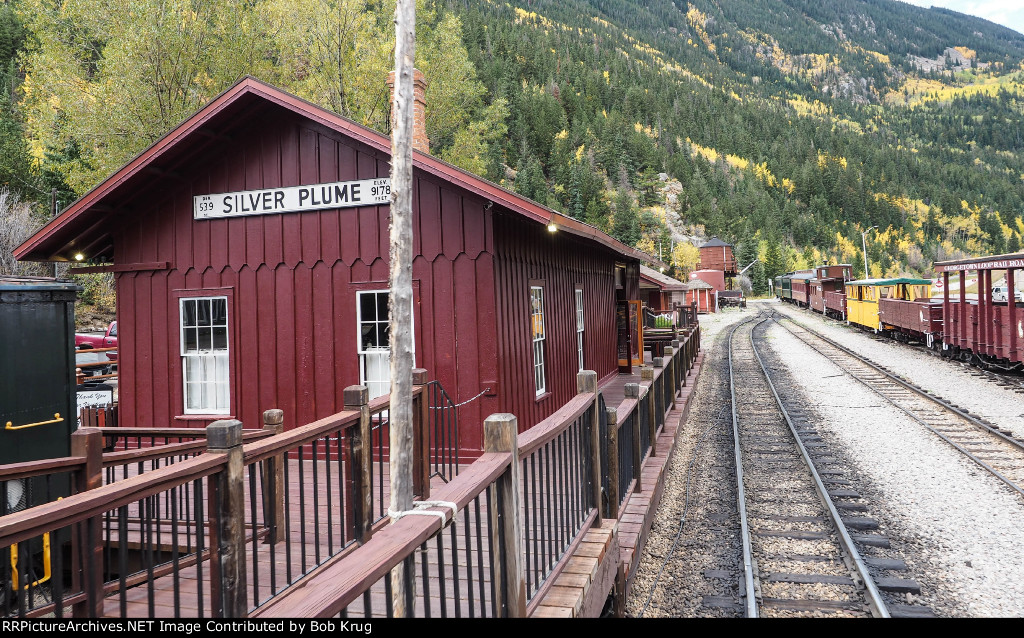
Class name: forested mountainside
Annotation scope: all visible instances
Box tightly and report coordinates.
[3,0,1024,294]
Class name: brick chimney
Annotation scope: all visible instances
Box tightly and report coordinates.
[387,69,429,154]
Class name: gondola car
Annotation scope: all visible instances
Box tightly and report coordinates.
[845,277,933,333]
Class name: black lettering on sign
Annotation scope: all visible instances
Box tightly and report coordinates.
[351,183,361,201]
[335,184,349,202]
[299,188,310,206]
[275,191,284,209]
[223,195,232,213]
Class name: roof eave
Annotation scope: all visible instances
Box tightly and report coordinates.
[18,76,655,266]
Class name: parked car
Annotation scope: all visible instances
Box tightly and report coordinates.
[991,286,1023,303]
[75,321,118,361]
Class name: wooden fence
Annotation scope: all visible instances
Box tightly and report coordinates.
[0,326,700,619]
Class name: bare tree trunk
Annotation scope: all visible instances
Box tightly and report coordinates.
[388,0,416,619]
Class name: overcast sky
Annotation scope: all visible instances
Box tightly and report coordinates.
[900,1,1024,36]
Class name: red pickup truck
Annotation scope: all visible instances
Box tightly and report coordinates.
[76,321,118,357]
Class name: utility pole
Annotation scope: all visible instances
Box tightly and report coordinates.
[388,0,415,617]
[49,188,57,278]
[861,226,877,279]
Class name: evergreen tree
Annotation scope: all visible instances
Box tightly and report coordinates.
[611,185,641,247]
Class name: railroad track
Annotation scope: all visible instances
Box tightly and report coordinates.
[771,311,1024,501]
[729,315,889,618]
[783,303,1024,394]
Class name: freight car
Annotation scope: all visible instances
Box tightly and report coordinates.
[783,251,1024,371]
[935,252,1023,370]
[790,271,814,308]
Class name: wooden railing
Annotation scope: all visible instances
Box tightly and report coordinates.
[255,324,701,619]
[0,372,438,618]
[0,324,701,619]
[75,346,118,385]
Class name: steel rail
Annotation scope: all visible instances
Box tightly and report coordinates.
[728,313,762,618]
[749,315,891,619]
[636,314,756,618]
[772,312,1024,500]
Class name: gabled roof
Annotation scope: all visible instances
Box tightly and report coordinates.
[639,265,687,291]
[684,278,714,290]
[700,236,732,248]
[17,76,657,266]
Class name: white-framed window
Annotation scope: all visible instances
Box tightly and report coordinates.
[180,296,230,414]
[531,286,546,396]
[357,289,416,401]
[575,288,585,371]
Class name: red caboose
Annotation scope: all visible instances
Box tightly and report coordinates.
[809,264,852,316]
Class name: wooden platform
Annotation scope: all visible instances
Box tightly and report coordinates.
[531,348,707,617]
[529,520,619,618]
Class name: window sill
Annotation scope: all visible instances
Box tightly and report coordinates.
[534,392,551,404]
[175,414,235,421]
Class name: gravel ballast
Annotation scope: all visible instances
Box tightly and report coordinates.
[625,302,1024,618]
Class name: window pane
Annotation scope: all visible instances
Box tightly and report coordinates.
[361,324,377,350]
[377,292,389,322]
[182,300,197,328]
[186,381,202,410]
[378,322,390,348]
[198,327,213,351]
[197,299,212,326]
[183,327,197,353]
[212,298,227,326]
[212,326,228,350]
[360,292,376,322]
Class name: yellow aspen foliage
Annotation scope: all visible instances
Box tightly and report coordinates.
[672,242,700,274]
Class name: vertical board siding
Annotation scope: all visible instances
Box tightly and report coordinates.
[491,212,622,433]
[110,113,501,455]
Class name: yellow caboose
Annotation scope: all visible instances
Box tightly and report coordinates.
[845,278,932,331]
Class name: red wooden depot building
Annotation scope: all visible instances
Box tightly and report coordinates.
[16,77,652,456]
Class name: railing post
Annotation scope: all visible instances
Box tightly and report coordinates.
[411,369,430,499]
[344,386,373,544]
[70,427,102,618]
[672,338,685,388]
[207,420,247,618]
[664,346,677,409]
[261,409,285,544]
[577,370,602,524]
[624,384,642,493]
[484,413,527,617]
[605,407,620,520]
[653,357,665,416]
[641,366,656,456]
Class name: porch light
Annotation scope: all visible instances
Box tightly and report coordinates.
[547,222,558,233]
[74,253,85,261]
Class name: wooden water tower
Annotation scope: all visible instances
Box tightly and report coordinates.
[697,237,736,276]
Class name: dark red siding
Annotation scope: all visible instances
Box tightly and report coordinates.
[113,111,501,453]
[491,213,624,432]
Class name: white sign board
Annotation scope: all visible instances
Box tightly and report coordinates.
[194,178,392,219]
[76,389,113,428]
